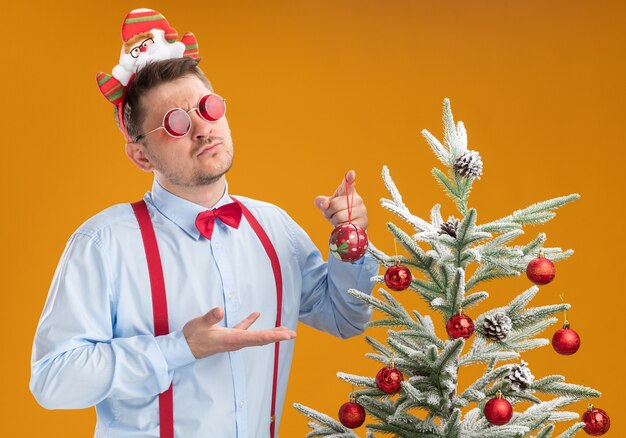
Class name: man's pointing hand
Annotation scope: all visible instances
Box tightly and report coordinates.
[314,170,368,230]
[183,307,296,359]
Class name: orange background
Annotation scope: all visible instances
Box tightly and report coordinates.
[2,1,624,436]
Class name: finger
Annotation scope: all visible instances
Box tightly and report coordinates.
[314,195,331,212]
[324,194,364,218]
[332,170,356,198]
[328,206,368,229]
[246,328,297,346]
[201,307,225,327]
[233,312,261,330]
[225,328,297,350]
[328,210,351,226]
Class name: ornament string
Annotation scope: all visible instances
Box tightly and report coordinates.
[344,176,355,224]
[560,294,568,325]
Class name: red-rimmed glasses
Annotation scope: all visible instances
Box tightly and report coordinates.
[133,93,226,142]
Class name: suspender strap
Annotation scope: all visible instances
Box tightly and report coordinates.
[231,197,283,438]
[131,201,174,438]
[132,198,284,438]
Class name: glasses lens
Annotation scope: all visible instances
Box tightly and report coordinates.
[163,109,191,137]
[198,94,226,121]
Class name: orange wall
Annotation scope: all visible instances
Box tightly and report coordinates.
[3,1,623,435]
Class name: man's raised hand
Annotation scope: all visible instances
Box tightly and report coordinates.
[314,170,368,230]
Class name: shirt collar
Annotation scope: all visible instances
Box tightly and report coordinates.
[146,179,232,240]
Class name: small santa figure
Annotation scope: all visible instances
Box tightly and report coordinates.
[97,8,199,104]
[112,9,187,86]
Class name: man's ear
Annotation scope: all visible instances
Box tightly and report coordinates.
[125,141,153,172]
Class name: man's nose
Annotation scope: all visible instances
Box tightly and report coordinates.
[191,110,214,140]
[140,46,147,52]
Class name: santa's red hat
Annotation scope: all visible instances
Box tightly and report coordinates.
[121,8,178,43]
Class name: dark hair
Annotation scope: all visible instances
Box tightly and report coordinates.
[114,57,213,141]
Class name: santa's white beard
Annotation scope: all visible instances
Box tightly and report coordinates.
[131,42,183,71]
[112,29,186,84]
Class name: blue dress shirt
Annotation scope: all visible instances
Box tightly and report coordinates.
[30,180,378,437]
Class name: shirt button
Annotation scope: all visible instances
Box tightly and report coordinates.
[238,400,245,408]
[214,242,221,249]
[227,293,233,300]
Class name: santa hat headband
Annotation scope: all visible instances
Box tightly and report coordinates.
[96,8,200,141]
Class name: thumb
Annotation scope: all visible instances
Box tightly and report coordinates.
[314,195,330,211]
[202,307,225,326]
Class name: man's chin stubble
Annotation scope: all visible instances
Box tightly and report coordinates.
[190,156,234,187]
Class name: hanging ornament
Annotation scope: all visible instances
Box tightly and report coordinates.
[446,309,475,340]
[329,223,368,262]
[384,264,413,291]
[483,312,513,341]
[526,250,556,285]
[329,177,368,262]
[483,391,513,425]
[582,404,610,436]
[552,303,580,355]
[338,397,366,429]
[375,361,404,394]
[552,322,580,355]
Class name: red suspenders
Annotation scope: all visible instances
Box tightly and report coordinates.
[131,201,174,437]
[131,197,283,438]
[235,198,283,438]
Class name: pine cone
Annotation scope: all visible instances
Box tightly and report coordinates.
[505,360,535,392]
[438,217,460,238]
[482,312,512,341]
[454,150,483,179]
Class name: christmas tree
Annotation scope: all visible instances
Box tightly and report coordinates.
[294,99,609,437]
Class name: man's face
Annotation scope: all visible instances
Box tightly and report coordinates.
[136,74,234,189]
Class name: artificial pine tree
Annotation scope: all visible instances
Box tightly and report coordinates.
[294,99,606,437]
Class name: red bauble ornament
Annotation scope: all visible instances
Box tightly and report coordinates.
[526,252,556,285]
[375,365,404,394]
[329,223,368,262]
[446,311,475,339]
[552,322,580,355]
[338,401,366,429]
[582,405,610,436]
[384,264,413,291]
[484,394,513,425]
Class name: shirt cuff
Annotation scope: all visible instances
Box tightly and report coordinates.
[155,330,196,372]
[328,251,379,298]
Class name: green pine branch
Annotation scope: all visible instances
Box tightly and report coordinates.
[478,195,580,231]
[532,376,601,399]
[293,403,357,437]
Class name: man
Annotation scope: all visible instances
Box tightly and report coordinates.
[30,9,377,438]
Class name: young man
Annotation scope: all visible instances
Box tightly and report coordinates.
[30,9,377,438]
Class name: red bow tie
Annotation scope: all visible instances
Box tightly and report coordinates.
[195,202,243,239]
